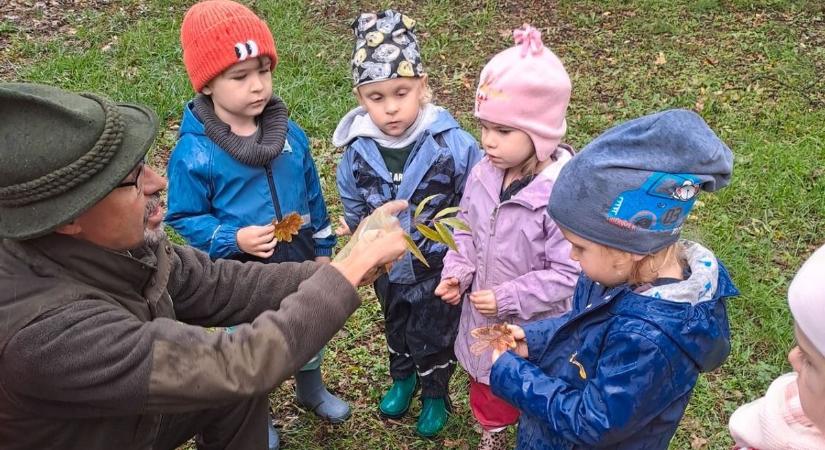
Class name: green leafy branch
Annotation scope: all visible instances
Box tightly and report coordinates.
[405,194,471,268]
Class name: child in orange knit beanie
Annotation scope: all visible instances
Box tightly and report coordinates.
[167,2,345,449]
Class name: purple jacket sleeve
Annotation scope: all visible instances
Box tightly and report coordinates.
[493,218,579,321]
[440,178,477,294]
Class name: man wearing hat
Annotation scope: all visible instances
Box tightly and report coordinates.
[0,83,407,450]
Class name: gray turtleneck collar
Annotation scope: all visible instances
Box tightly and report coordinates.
[193,94,289,166]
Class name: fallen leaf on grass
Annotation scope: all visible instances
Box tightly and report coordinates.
[654,51,667,65]
[690,434,708,449]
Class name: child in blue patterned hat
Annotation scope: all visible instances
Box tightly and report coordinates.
[488,109,740,449]
[333,9,481,437]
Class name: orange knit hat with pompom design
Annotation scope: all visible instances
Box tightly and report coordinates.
[180,0,278,92]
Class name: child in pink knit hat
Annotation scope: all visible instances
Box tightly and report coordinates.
[729,243,825,449]
[436,24,580,450]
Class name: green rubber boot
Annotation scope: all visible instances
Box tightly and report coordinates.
[379,374,418,418]
[416,396,451,438]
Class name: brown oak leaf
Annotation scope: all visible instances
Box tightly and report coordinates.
[469,323,516,356]
[272,213,303,243]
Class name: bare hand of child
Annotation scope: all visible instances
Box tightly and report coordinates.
[435,278,461,304]
[237,224,277,258]
[469,290,498,317]
[315,256,331,264]
[334,217,351,236]
[492,325,528,363]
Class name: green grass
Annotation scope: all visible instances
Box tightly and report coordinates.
[2,0,823,448]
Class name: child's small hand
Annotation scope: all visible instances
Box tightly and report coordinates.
[469,290,498,317]
[491,325,528,363]
[334,217,351,236]
[435,277,461,304]
[315,256,331,264]
[237,224,277,258]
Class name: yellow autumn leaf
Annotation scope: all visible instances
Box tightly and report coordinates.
[403,234,430,267]
[272,213,303,242]
[435,221,457,251]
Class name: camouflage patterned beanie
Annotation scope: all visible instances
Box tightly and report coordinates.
[350,9,424,87]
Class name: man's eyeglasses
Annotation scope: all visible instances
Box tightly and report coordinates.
[116,159,145,192]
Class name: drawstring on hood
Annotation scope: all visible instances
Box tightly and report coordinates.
[193,94,289,166]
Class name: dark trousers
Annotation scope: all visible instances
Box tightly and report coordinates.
[152,395,269,450]
[374,274,461,398]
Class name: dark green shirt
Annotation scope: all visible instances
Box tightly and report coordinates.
[377,143,414,185]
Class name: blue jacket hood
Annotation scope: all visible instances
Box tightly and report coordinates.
[180,102,205,137]
[610,241,738,372]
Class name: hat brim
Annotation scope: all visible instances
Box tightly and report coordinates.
[0,102,159,240]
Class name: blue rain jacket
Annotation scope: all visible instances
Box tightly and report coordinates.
[336,108,481,284]
[165,102,335,261]
[490,242,738,449]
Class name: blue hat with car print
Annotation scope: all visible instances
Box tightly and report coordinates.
[547,109,733,254]
[350,9,424,87]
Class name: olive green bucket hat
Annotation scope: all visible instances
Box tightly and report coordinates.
[0,83,159,239]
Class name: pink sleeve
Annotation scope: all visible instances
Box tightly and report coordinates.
[493,218,579,321]
[441,189,477,294]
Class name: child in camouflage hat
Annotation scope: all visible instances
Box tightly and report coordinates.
[332,9,482,438]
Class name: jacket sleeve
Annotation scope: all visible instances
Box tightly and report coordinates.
[336,148,369,232]
[0,247,360,416]
[490,330,681,446]
[440,174,477,294]
[294,125,335,257]
[492,218,579,321]
[165,136,241,259]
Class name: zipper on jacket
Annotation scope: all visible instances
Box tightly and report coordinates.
[264,165,283,221]
[480,205,501,288]
[489,205,500,237]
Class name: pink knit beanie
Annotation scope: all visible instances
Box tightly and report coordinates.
[789,244,825,355]
[474,25,571,161]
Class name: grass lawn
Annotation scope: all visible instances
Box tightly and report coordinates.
[2,0,823,448]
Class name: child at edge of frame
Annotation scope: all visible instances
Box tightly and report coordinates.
[729,244,825,450]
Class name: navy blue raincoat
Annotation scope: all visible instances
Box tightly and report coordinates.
[490,243,738,449]
[336,108,481,283]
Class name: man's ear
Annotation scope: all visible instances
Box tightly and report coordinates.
[54,221,82,236]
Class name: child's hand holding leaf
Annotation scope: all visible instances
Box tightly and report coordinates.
[469,289,498,317]
[491,324,528,363]
[237,224,277,258]
[435,277,461,304]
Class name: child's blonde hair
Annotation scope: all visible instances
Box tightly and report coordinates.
[603,242,686,286]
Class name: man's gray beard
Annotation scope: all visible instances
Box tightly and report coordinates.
[141,193,167,248]
[143,226,167,248]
